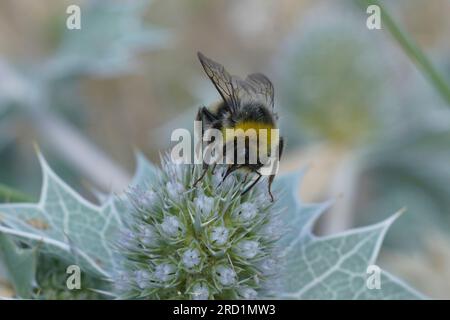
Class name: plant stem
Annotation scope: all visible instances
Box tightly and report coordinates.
[356,0,450,105]
[0,184,33,203]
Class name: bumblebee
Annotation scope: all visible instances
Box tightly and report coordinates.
[195,52,284,201]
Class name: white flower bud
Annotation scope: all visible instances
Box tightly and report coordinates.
[140,190,157,208]
[260,258,277,275]
[161,215,183,237]
[210,226,229,245]
[139,225,158,246]
[182,249,201,268]
[213,167,236,189]
[135,270,151,289]
[194,193,215,217]
[216,265,236,286]
[166,181,184,200]
[154,263,176,282]
[191,283,209,300]
[237,202,258,221]
[236,240,259,259]
[238,287,257,299]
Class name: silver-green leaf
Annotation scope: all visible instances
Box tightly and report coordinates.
[0,154,122,277]
[274,172,425,299]
[0,233,37,298]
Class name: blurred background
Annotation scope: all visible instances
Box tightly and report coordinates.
[1,0,450,298]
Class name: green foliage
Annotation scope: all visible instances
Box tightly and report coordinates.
[277,4,386,146]
[277,1,450,260]
[46,0,170,79]
[0,154,121,277]
[356,127,450,250]
[0,153,423,299]
[34,256,106,300]
[0,234,37,298]
[274,172,423,299]
[355,0,450,105]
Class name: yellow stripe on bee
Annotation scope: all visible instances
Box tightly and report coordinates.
[222,121,275,149]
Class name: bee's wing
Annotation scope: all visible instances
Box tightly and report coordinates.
[198,52,275,112]
[244,73,274,110]
[197,52,241,114]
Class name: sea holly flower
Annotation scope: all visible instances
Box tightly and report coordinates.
[0,154,422,299]
[114,155,281,299]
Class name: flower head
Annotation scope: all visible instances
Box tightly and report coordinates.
[114,155,282,299]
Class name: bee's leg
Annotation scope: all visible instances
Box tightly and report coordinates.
[211,163,217,175]
[193,165,208,187]
[194,109,204,175]
[195,106,218,171]
[219,165,235,185]
[242,172,262,196]
[267,174,275,202]
[266,137,284,202]
[218,165,238,187]
[278,136,284,159]
[195,137,220,187]
[243,173,249,184]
